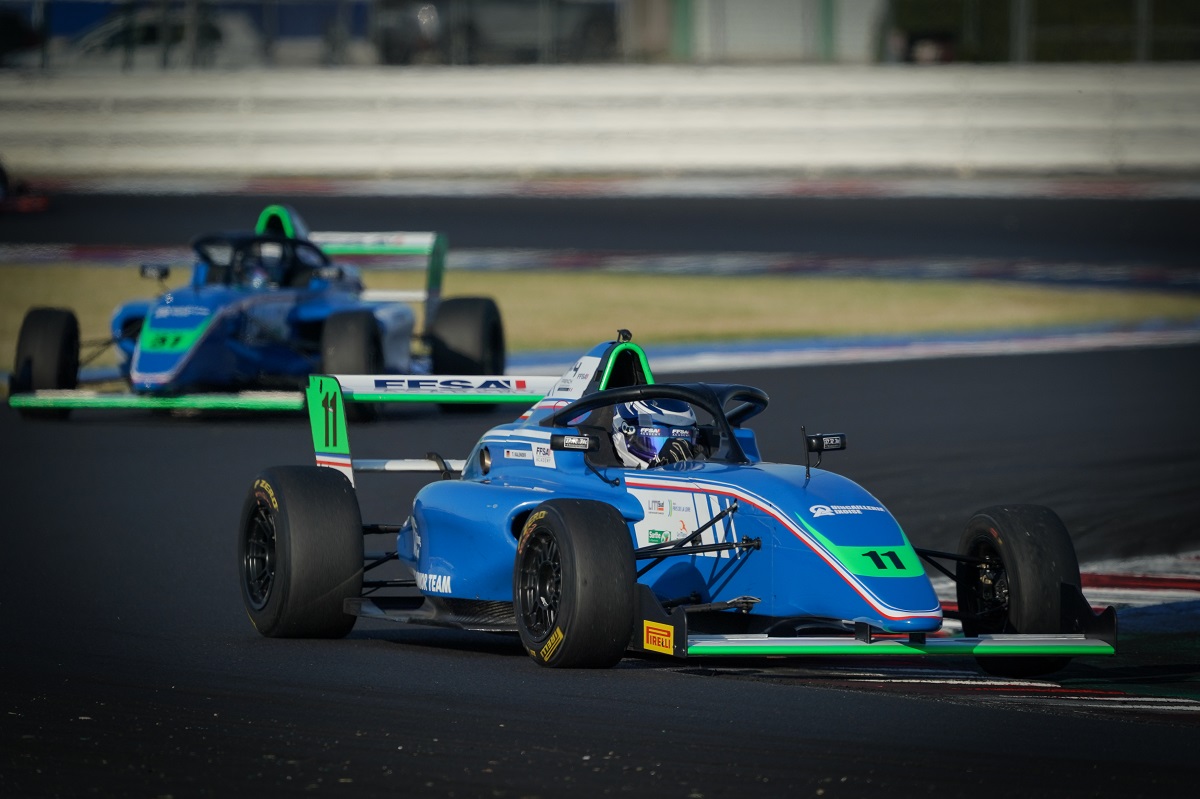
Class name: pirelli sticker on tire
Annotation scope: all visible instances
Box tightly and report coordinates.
[643,620,674,655]
[538,626,564,662]
[518,510,548,552]
[254,478,278,511]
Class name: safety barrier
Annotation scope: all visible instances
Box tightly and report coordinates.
[2,64,1198,178]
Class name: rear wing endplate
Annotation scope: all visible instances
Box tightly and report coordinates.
[306,373,557,486]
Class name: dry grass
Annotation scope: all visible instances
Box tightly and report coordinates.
[4,264,1200,372]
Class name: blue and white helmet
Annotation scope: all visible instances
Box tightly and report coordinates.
[612,399,698,469]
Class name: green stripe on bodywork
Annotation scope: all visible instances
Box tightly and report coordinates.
[8,393,303,411]
[342,392,541,404]
[794,514,922,577]
[307,375,350,456]
[687,639,1116,658]
[138,316,214,354]
[255,204,297,238]
[598,342,655,390]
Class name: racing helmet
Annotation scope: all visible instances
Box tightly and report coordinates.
[611,399,698,469]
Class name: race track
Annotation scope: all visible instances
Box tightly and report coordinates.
[3,194,1199,797]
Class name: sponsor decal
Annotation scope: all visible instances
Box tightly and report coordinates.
[561,435,591,450]
[647,529,671,545]
[647,499,666,514]
[153,304,209,319]
[670,501,693,515]
[253,478,278,511]
[504,448,533,461]
[539,626,564,661]
[533,443,556,468]
[670,429,693,438]
[416,571,452,594]
[550,356,600,399]
[638,426,666,437]
[810,504,886,518]
[643,621,674,655]
[373,378,531,392]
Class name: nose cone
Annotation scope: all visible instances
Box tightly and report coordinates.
[130,296,217,390]
[752,464,943,632]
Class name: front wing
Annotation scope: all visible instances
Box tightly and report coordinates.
[627,587,1117,661]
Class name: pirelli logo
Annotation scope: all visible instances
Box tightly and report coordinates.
[539,627,564,662]
[643,620,674,655]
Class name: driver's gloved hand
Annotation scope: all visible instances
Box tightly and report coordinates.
[650,438,696,467]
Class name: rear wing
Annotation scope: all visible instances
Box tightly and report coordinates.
[306,373,557,486]
[254,203,448,331]
[308,231,446,330]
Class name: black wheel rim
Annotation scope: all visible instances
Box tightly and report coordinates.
[963,538,1010,633]
[517,529,561,641]
[243,500,276,610]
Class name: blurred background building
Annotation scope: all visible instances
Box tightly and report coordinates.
[3,0,1200,70]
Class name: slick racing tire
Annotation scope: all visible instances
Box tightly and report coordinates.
[321,310,382,422]
[11,307,79,420]
[429,297,505,414]
[514,500,636,668]
[429,297,505,375]
[239,466,363,638]
[956,505,1082,678]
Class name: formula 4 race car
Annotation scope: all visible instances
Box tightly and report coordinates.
[8,205,503,417]
[238,331,1117,675]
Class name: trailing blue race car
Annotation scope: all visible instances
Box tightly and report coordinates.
[9,204,504,417]
[239,331,1117,676]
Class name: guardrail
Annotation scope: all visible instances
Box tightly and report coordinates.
[2,64,1199,178]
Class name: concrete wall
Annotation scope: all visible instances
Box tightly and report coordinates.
[2,63,1198,179]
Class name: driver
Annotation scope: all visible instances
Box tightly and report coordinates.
[241,256,271,289]
[611,399,702,469]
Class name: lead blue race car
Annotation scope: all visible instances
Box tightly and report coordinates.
[238,331,1117,676]
[8,204,504,417]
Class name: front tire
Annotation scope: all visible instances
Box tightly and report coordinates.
[956,504,1082,678]
[11,307,79,420]
[239,466,363,638]
[514,500,635,668]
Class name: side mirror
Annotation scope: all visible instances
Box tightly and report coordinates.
[805,433,846,453]
[550,433,599,452]
[140,263,170,281]
[802,429,845,478]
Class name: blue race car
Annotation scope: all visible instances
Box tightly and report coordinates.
[238,331,1117,676]
[9,204,503,416]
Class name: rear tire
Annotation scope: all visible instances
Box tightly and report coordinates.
[321,311,381,422]
[238,466,363,638]
[11,307,79,420]
[429,297,505,413]
[514,499,635,668]
[429,297,505,375]
[956,504,1081,678]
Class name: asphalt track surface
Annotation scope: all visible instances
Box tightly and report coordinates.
[3,195,1199,797]
[4,193,1199,269]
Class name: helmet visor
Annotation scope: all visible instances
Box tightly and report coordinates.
[626,425,697,463]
